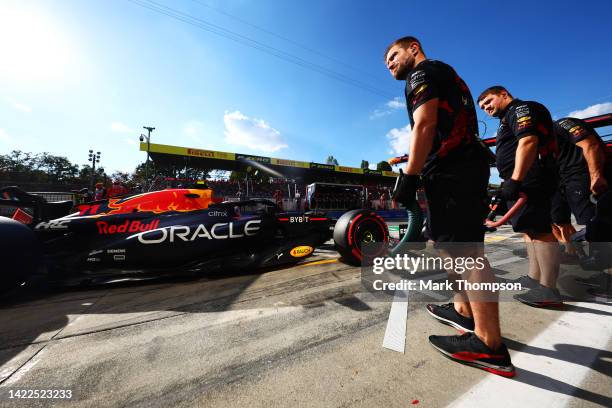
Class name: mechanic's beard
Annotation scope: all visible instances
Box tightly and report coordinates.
[394,65,410,80]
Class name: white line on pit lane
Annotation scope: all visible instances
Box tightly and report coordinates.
[382,290,409,353]
[382,256,525,353]
[0,347,48,387]
[448,301,612,408]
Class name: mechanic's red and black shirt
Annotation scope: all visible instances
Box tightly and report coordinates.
[554,117,606,182]
[495,99,558,189]
[404,59,486,176]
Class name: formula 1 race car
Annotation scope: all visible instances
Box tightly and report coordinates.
[0,186,334,292]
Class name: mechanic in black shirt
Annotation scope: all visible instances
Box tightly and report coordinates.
[555,117,612,292]
[477,86,562,307]
[551,117,609,253]
[385,36,514,377]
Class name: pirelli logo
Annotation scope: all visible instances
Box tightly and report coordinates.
[186,149,235,160]
[335,166,363,174]
[187,149,215,158]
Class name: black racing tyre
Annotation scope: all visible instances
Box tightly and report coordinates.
[333,210,389,265]
[0,217,41,293]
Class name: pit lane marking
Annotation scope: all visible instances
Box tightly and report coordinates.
[298,259,339,267]
[448,301,612,407]
[382,290,409,353]
[485,236,509,243]
[382,256,525,353]
[0,291,111,386]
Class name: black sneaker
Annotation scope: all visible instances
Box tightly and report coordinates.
[426,303,475,333]
[513,286,563,308]
[587,286,612,300]
[515,275,541,290]
[575,272,610,288]
[429,332,515,378]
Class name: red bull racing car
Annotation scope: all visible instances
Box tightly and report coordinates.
[0,186,335,292]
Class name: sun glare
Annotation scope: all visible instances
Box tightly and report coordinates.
[0,3,74,82]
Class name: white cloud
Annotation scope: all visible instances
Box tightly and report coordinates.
[10,100,31,112]
[110,122,134,134]
[386,97,405,109]
[223,111,288,152]
[124,138,137,147]
[183,120,204,142]
[0,128,13,143]
[368,163,377,170]
[386,124,411,155]
[369,109,393,120]
[370,96,405,120]
[568,102,612,119]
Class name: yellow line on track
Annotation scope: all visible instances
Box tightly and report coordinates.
[485,236,508,243]
[297,259,339,268]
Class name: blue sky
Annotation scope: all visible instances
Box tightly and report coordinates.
[1,0,611,181]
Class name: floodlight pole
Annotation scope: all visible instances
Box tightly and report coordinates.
[88,150,101,191]
[142,126,155,189]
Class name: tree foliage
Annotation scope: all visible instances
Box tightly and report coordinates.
[325,155,339,165]
[376,160,392,171]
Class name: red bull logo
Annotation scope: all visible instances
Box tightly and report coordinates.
[97,219,160,235]
[77,189,214,216]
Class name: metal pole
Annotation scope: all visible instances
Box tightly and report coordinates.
[143,126,155,190]
[88,150,100,191]
[91,153,96,191]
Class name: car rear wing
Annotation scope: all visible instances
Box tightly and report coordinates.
[0,186,74,225]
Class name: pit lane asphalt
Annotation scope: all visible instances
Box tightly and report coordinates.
[0,225,610,407]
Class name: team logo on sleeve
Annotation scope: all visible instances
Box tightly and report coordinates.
[517,116,532,130]
[414,84,428,95]
[409,70,426,89]
[515,104,531,117]
[569,125,587,138]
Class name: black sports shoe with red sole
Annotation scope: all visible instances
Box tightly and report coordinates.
[515,275,541,289]
[429,332,515,378]
[426,303,475,333]
[513,286,564,308]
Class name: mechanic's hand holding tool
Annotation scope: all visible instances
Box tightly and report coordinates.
[392,169,421,207]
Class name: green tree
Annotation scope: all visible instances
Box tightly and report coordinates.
[78,164,108,186]
[1,150,36,172]
[35,153,79,183]
[183,167,210,181]
[110,171,132,186]
[376,161,392,171]
[360,160,369,169]
[326,155,339,165]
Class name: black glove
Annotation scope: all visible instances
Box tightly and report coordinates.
[501,178,522,202]
[392,169,420,206]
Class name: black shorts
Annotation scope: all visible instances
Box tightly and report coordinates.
[423,168,489,243]
[551,175,595,225]
[507,188,553,234]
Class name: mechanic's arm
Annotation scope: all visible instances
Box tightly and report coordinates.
[406,98,438,175]
[511,135,538,181]
[576,135,608,194]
